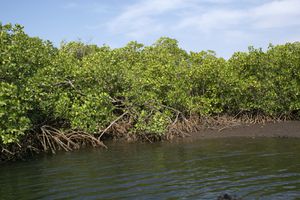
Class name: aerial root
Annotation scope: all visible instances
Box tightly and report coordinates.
[167,113,288,138]
[165,114,283,138]
[39,125,107,154]
[98,111,128,140]
[1,148,14,155]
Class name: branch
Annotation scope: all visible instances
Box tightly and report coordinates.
[98,111,128,140]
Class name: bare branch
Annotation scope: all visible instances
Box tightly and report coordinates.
[98,112,128,140]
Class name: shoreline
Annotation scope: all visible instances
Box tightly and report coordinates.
[179,121,300,142]
[1,120,299,163]
[2,24,300,163]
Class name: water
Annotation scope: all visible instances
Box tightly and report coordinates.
[0,138,300,200]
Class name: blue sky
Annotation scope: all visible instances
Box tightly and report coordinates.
[1,0,300,58]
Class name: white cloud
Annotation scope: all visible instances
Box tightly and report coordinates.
[101,0,300,57]
[252,0,300,28]
[177,9,246,32]
[179,0,300,31]
[107,0,189,38]
[107,0,300,38]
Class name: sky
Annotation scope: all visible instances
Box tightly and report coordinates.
[1,0,300,58]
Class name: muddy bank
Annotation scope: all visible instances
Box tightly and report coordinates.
[181,121,300,141]
[1,120,299,162]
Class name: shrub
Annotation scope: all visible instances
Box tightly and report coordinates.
[1,22,300,146]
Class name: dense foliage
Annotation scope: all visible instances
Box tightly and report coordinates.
[1,23,300,145]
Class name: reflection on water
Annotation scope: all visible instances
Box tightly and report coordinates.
[0,138,300,199]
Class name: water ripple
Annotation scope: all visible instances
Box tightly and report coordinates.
[1,138,300,199]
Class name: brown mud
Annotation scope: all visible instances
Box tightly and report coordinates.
[181,121,300,142]
[1,120,299,162]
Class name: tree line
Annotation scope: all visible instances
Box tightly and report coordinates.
[1,23,299,147]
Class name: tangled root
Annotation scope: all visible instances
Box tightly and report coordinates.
[166,115,242,138]
[166,113,287,139]
[39,125,107,154]
[1,112,294,162]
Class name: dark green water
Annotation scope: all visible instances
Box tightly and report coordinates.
[0,138,300,200]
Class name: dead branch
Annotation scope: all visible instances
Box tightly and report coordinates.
[98,111,128,140]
